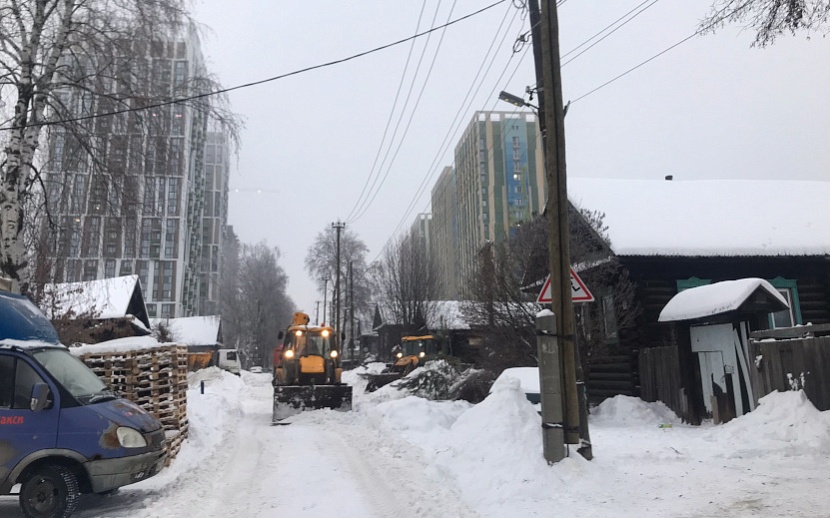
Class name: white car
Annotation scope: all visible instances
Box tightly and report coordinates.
[250,366,263,374]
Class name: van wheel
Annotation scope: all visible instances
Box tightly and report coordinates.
[19,465,80,518]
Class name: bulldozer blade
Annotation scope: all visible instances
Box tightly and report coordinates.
[364,372,404,393]
[273,385,353,422]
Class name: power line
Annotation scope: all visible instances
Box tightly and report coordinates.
[343,0,431,223]
[350,1,519,225]
[0,0,508,132]
[561,0,661,65]
[372,40,532,265]
[571,0,748,104]
[347,1,451,223]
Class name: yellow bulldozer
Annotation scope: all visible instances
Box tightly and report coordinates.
[365,334,440,392]
[272,312,352,422]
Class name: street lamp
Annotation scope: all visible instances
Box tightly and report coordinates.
[498,90,538,110]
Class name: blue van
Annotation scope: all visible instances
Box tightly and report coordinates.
[0,290,166,518]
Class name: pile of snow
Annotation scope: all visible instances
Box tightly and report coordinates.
[715,390,830,457]
[591,395,682,427]
[341,361,387,396]
[70,335,171,355]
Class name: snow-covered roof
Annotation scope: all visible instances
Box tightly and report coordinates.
[152,316,221,346]
[659,278,788,322]
[44,275,149,328]
[429,301,471,330]
[568,178,830,257]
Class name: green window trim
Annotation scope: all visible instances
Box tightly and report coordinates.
[676,277,711,292]
[767,277,802,326]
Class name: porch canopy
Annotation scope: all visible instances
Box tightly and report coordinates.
[659,278,789,323]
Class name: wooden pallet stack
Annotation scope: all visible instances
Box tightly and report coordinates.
[79,343,189,464]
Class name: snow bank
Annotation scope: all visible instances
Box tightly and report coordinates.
[714,390,830,457]
[341,361,387,396]
[427,378,579,510]
[591,395,682,427]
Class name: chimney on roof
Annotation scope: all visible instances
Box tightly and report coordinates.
[665,175,673,181]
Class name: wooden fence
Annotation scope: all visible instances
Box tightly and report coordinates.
[78,344,189,463]
[749,334,830,411]
[638,345,695,423]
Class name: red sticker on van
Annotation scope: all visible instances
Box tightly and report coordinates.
[0,416,24,425]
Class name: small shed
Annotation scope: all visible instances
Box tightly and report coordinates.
[656,278,788,423]
[43,275,151,343]
[152,315,222,370]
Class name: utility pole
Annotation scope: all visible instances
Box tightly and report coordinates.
[332,221,345,352]
[537,0,591,459]
[322,278,329,325]
[314,301,321,325]
[349,260,355,363]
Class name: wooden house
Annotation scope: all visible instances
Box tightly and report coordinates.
[567,178,830,421]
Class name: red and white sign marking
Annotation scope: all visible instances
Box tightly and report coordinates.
[537,269,594,304]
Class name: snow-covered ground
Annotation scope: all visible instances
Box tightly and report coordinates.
[3,365,829,517]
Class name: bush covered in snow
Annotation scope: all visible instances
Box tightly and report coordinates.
[394,360,495,403]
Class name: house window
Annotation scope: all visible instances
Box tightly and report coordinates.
[602,294,618,341]
[768,277,802,329]
[104,259,116,278]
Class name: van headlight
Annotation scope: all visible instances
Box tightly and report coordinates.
[117,427,147,448]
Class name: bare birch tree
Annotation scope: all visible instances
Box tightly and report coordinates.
[0,0,235,293]
[304,226,371,325]
[368,233,439,334]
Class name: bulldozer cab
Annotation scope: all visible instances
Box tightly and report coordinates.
[284,326,335,358]
[400,335,438,359]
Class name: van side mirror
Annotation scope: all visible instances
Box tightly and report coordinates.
[278,331,284,340]
[30,382,51,412]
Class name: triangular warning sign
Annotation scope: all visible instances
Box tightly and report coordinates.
[536,269,595,304]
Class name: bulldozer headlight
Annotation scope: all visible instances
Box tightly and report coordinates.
[396,352,403,359]
[284,349,295,359]
[419,352,426,358]
[329,350,338,358]
[322,329,330,337]
[295,330,303,337]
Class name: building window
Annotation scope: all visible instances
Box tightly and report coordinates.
[147,304,157,317]
[150,219,162,258]
[768,277,802,329]
[167,177,179,215]
[82,260,98,281]
[164,219,178,258]
[119,260,133,276]
[83,217,101,256]
[140,219,152,257]
[104,259,116,278]
[602,294,618,341]
[161,303,175,318]
[137,260,149,293]
[124,217,137,257]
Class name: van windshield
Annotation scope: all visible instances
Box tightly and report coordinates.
[32,348,110,403]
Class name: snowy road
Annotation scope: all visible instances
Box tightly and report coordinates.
[3,366,830,518]
[0,370,476,518]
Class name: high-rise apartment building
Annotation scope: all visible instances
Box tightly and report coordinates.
[42,28,225,318]
[430,166,460,300]
[430,111,545,298]
[199,131,231,315]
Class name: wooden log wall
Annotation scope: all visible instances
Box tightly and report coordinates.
[749,336,830,411]
[78,344,189,464]
[586,354,638,404]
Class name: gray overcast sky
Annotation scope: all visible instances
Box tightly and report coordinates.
[192,0,830,315]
